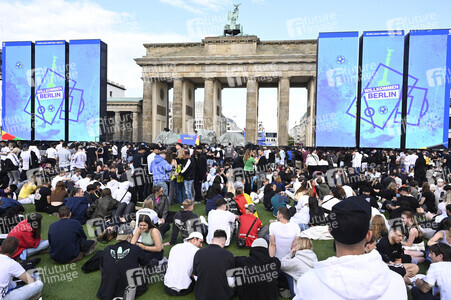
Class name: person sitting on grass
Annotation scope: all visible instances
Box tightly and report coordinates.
[234,238,281,300]
[164,231,203,296]
[206,198,238,247]
[0,236,43,300]
[97,225,149,300]
[7,213,49,260]
[280,237,318,298]
[376,226,419,279]
[131,214,164,261]
[48,206,97,264]
[46,181,68,214]
[412,243,451,300]
[294,198,407,300]
[401,211,425,264]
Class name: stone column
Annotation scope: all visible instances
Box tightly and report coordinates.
[245,78,259,144]
[182,80,195,133]
[151,81,169,140]
[172,78,183,133]
[132,112,139,142]
[203,78,214,131]
[277,77,290,146]
[306,77,316,147]
[142,79,153,143]
[114,111,121,141]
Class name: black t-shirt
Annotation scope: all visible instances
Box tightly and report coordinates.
[86,146,97,161]
[376,236,403,263]
[396,195,419,211]
[35,186,51,212]
[97,241,148,300]
[381,189,396,202]
[193,244,235,300]
[422,191,437,213]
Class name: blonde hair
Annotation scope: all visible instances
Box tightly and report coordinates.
[143,198,154,210]
[294,237,313,251]
[387,182,397,191]
[11,147,20,155]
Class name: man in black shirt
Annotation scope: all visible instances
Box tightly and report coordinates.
[97,225,149,300]
[86,143,98,172]
[48,206,96,264]
[389,186,423,219]
[193,230,235,300]
[194,146,207,202]
[34,181,51,212]
[376,226,419,279]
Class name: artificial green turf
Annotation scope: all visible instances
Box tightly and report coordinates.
[21,201,415,299]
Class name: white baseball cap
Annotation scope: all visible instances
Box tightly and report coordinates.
[184,231,204,242]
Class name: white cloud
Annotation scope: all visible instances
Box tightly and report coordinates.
[159,0,232,13]
[0,0,191,97]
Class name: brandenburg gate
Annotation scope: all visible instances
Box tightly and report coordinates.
[135,35,317,146]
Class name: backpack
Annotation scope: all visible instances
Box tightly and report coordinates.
[81,250,103,273]
[30,151,39,169]
[225,146,233,158]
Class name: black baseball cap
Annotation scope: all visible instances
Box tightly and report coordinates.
[329,197,371,245]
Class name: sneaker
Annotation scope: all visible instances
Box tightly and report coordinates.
[130,220,136,229]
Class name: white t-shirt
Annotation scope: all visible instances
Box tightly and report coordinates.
[342,185,354,198]
[0,254,26,298]
[269,221,301,259]
[424,261,451,299]
[164,242,199,292]
[73,151,87,169]
[207,209,236,246]
[46,148,57,159]
[20,150,31,171]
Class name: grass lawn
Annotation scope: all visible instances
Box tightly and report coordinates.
[21,201,420,299]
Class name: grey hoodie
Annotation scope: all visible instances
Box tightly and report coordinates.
[280,249,318,280]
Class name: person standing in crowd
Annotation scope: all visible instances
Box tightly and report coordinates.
[193,229,235,300]
[164,231,203,296]
[5,148,20,185]
[72,146,87,171]
[295,198,407,299]
[57,142,72,171]
[179,149,195,200]
[305,149,319,175]
[150,146,172,196]
[194,146,207,202]
[45,143,57,168]
[0,237,44,300]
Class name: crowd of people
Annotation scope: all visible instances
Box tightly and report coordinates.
[0,140,451,299]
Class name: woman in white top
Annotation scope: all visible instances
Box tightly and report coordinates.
[436,192,451,223]
[6,148,21,185]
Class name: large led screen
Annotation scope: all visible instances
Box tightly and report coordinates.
[403,30,451,148]
[316,32,359,147]
[351,31,405,148]
[2,41,33,140]
[68,40,107,141]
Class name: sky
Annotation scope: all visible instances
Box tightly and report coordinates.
[1,0,450,131]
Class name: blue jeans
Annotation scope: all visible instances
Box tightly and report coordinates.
[184,180,194,200]
[5,280,43,300]
[280,272,295,298]
[298,223,309,231]
[20,240,50,260]
[176,182,185,204]
[154,181,168,196]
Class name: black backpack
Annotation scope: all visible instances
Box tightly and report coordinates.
[81,250,104,273]
[30,151,39,169]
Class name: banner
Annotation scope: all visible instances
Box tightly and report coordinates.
[316,32,359,147]
[2,42,33,140]
[403,30,451,148]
